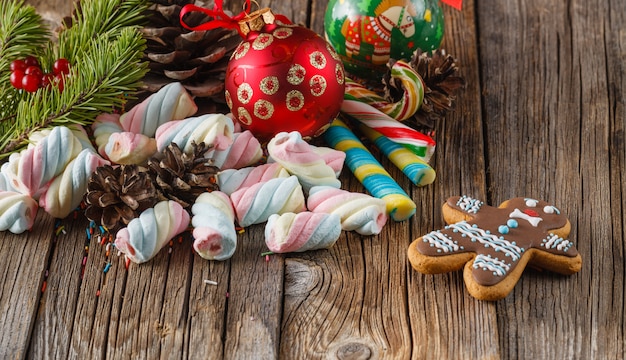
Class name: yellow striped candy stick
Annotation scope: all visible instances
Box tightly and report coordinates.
[324,119,416,221]
[358,124,436,187]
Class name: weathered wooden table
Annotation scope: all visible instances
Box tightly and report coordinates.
[2,0,624,358]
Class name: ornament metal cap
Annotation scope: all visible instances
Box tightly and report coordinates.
[238,8,276,36]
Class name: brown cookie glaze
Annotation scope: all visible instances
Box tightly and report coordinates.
[408,196,582,300]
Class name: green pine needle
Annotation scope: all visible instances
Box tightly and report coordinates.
[53,0,148,62]
[0,1,49,123]
[0,0,150,159]
[1,28,148,158]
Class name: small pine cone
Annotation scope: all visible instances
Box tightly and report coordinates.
[384,49,465,130]
[84,164,158,231]
[148,141,220,209]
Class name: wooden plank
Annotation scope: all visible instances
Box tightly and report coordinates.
[185,254,230,359]
[28,214,89,359]
[68,227,128,359]
[405,1,501,358]
[0,212,55,360]
[223,225,284,359]
[103,241,190,359]
[477,0,625,358]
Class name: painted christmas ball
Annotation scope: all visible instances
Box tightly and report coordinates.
[324,0,444,80]
[225,13,346,141]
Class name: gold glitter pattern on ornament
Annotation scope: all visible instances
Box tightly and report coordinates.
[260,76,280,95]
[237,83,253,104]
[237,107,252,125]
[286,90,305,111]
[273,27,293,39]
[310,51,327,69]
[253,33,273,51]
[287,64,306,85]
[335,64,345,85]
[225,90,233,109]
[310,75,327,97]
[327,43,341,61]
[233,42,250,60]
[254,100,274,120]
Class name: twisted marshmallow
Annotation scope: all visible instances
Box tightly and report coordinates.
[119,82,198,137]
[155,113,234,153]
[2,126,82,198]
[92,113,157,165]
[115,200,190,264]
[209,130,263,170]
[191,191,237,261]
[310,145,346,177]
[267,131,340,192]
[230,175,306,228]
[217,163,289,196]
[0,191,38,234]
[264,212,342,253]
[39,149,110,219]
[307,186,388,235]
[30,124,95,153]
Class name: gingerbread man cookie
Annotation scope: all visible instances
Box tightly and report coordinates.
[408,196,582,301]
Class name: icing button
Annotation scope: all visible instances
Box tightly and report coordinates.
[498,225,509,234]
[507,219,518,228]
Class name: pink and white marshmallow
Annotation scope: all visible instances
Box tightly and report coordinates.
[307,186,388,235]
[115,200,190,264]
[191,191,237,261]
[264,212,342,253]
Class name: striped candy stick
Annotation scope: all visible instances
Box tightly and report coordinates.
[324,118,416,221]
[340,99,436,161]
[344,60,424,121]
[358,124,436,187]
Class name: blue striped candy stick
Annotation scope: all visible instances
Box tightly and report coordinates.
[358,124,436,187]
[324,119,416,221]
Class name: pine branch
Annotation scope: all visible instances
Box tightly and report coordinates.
[0,1,49,123]
[0,28,148,158]
[53,0,149,62]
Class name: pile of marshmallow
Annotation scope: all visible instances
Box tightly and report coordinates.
[0,82,389,264]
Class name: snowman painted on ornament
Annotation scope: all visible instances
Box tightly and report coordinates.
[341,0,417,65]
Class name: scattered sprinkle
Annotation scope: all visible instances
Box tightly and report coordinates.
[41,281,47,293]
[103,262,112,274]
[203,279,218,286]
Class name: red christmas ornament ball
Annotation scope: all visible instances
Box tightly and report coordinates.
[225,18,346,141]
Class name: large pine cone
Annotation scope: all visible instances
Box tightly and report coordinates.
[140,0,241,113]
[148,141,220,209]
[85,164,158,231]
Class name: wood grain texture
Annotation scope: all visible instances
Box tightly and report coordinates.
[0,213,54,360]
[478,0,625,358]
[3,0,624,358]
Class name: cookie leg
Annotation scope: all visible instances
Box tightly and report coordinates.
[408,238,474,274]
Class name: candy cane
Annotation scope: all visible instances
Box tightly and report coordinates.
[344,60,424,121]
[340,99,435,161]
[358,124,436,187]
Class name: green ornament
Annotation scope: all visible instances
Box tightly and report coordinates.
[324,0,444,81]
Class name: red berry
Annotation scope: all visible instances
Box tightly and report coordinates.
[24,56,39,68]
[22,74,40,92]
[10,70,25,89]
[55,73,65,92]
[53,58,70,75]
[25,65,43,79]
[10,59,27,72]
[41,73,54,89]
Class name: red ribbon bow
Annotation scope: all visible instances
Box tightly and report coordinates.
[440,0,463,10]
[180,0,292,37]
